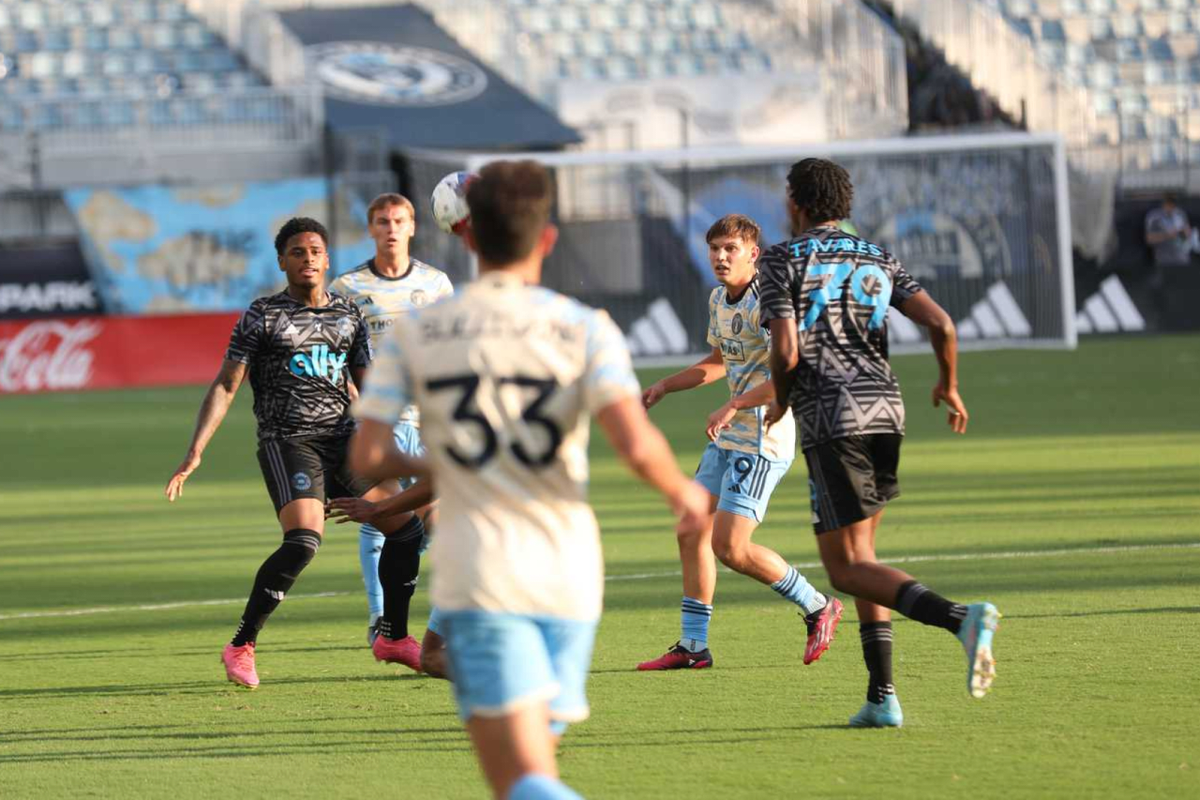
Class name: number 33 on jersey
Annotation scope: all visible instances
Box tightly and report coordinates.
[353,272,641,619]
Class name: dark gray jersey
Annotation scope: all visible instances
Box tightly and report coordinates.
[759,226,923,449]
[225,291,372,443]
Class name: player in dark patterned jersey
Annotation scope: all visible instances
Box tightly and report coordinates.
[165,217,425,689]
[760,158,1000,727]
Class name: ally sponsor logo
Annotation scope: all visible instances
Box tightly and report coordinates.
[289,344,348,384]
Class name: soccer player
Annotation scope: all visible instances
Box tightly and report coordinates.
[759,158,1000,727]
[350,160,710,800]
[327,192,453,675]
[637,213,842,671]
[165,217,424,689]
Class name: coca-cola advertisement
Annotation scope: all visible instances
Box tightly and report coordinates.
[0,313,239,395]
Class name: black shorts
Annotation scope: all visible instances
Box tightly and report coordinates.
[256,433,378,515]
[804,434,902,534]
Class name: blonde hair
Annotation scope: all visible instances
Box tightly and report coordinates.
[366,193,415,225]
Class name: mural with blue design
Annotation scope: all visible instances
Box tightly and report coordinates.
[65,180,376,314]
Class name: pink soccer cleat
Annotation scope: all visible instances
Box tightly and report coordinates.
[222,643,260,688]
[804,597,844,665]
[372,635,422,672]
[636,642,713,671]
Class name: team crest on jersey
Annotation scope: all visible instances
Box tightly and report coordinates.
[307,42,488,107]
[293,472,312,491]
[409,289,429,308]
[731,313,744,335]
[336,317,356,338]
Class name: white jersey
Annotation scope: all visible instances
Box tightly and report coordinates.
[706,278,796,462]
[330,257,453,425]
[355,272,641,621]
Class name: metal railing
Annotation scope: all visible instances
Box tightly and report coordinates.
[0,84,324,188]
[186,0,311,87]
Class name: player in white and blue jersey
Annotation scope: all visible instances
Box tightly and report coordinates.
[351,161,709,800]
[637,214,843,672]
[327,193,453,674]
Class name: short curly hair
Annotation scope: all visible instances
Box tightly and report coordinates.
[786,158,853,222]
[274,217,329,256]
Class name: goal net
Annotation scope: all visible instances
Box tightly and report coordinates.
[403,133,1076,364]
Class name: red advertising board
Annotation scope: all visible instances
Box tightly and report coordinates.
[0,313,240,395]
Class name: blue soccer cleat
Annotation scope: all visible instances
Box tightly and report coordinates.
[957,602,1000,698]
[849,694,903,728]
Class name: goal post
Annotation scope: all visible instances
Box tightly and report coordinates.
[404,132,1076,364]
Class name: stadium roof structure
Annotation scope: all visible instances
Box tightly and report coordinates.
[278,3,581,151]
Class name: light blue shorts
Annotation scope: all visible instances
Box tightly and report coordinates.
[440,611,598,734]
[694,442,793,523]
[393,421,424,492]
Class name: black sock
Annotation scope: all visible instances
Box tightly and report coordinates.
[231,528,321,647]
[377,516,424,641]
[895,580,968,634]
[860,622,895,704]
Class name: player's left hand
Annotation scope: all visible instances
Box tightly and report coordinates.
[705,403,737,442]
[763,399,788,430]
[327,497,378,525]
[932,383,969,434]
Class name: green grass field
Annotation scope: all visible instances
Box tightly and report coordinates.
[2,335,1198,798]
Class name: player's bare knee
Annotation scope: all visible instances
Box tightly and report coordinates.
[675,523,706,547]
[711,539,744,571]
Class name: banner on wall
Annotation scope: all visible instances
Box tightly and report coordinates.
[63,179,376,315]
[0,313,238,395]
[0,242,102,319]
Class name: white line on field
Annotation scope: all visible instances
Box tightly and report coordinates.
[2,541,1197,621]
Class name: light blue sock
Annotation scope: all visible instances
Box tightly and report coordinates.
[771,566,827,616]
[359,524,385,617]
[508,774,583,800]
[680,596,712,652]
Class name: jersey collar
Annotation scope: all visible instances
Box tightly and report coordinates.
[367,257,415,282]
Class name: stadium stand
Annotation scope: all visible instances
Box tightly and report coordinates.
[891,0,1200,190]
[253,0,910,144]
[0,0,323,190]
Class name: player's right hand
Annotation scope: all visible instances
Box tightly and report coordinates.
[671,480,711,534]
[642,381,668,409]
[932,383,969,434]
[165,452,201,502]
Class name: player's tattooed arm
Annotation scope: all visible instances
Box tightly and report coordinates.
[706,379,777,441]
[898,292,969,434]
[165,359,248,502]
[643,347,725,408]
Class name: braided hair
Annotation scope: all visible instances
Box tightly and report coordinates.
[786,158,853,222]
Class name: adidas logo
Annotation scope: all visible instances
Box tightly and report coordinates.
[956,282,1031,341]
[1075,276,1144,334]
[888,281,1030,345]
[625,298,690,358]
[283,323,299,336]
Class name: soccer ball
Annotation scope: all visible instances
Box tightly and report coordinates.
[430,171,477,235]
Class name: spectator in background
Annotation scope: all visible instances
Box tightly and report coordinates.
[1144,194,1192,289]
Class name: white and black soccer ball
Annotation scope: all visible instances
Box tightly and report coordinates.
[430,171,477,235]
